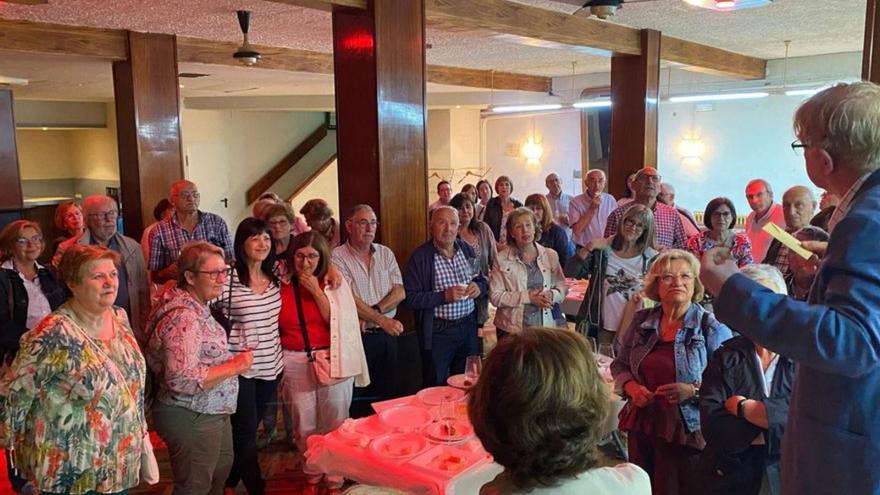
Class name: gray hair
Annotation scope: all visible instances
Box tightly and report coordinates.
[740,264,788,295]
[794,81,880,173]
[346,204,375,220]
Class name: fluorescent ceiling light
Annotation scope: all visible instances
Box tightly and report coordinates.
[785,88,821,97]
[572,99,612,109]
[491,104,563,113]
[668,92,769,103]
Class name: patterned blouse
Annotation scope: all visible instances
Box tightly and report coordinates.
[145,287,238,415]
[0,305,146,494]
[686,230,754,268]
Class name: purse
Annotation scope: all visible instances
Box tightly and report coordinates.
[291,278,345,387]
[209,267,234,336]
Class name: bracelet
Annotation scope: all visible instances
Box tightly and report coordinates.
[737,399,748,418]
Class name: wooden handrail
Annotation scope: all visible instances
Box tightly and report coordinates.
[245,123,328,204]
[287,153,338,204]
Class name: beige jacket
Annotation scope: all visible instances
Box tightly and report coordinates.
[326,277,371,387]
[489,243,567,335]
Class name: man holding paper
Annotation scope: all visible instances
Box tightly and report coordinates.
[762,185,817,280]
[700,82,880,495]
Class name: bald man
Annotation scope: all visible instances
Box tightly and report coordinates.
[763,185,818,279]
[53,195,149,341]
[658,182,701,238]
[568,169,617,248]
[744,179,787,262]
[148,180,233,283]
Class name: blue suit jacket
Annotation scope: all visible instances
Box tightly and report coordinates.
[715,168,880,495]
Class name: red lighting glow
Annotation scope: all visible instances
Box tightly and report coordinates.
[341,32,374,52]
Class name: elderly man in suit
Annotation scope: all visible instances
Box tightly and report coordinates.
[700,82,880,495]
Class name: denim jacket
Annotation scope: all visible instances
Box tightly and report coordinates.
[612,303,733,432]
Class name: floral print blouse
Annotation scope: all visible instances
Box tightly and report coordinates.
[145,287,238,415]
[0,305,146,495]
[686,230,754,268]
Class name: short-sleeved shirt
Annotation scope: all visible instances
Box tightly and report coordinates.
[332,242,402,320]
[605,201,688,249]
[569,192,618,247]
[744,203,786,263]
[148,211,233,271]
[603,252,648,333]
[546,192,573,239]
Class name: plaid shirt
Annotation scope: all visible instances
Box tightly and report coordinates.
[604,201,687,249]
[332,242,403,321]
[148,211,233,271]
[432,247,475,320]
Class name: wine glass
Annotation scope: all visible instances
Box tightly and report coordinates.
[586,336,599,354]
[239,322,258,352]
[464,355,482,384]
[466,257,482,281]
[598,343,616,359]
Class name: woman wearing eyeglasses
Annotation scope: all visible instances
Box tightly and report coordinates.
[0,220,68,495]
[277,231,368,489]
[146,242,254,495]
[611,249,732,495]
[685,197,753,268]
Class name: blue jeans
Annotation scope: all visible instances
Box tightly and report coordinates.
[422,312,478,387]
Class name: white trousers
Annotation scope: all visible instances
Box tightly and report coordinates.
[279,349,353,454]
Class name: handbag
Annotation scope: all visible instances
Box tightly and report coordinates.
[71,310,159,485]
[291,277,345,387]
[209,267,234,336]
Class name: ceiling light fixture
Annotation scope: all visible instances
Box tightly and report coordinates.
[668,92,769,103]
[233,10,262,66]
[572,99,612,109]
[715,0,736,8]
[785,88,822,97]
[491,104,563,114]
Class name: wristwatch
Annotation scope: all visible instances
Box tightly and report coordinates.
[371,304,382,314]
[737,399,748,418]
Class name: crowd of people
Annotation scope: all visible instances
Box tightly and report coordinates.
[0,81,877,495]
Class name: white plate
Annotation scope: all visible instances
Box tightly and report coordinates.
[407,444,485,477]
[424,419,474,443]
[370,432,428,460]
[416,386,465,406]
[378,404,433,431]
[446,374,477,389]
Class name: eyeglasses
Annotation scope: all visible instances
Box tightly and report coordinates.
[660,272,694,284]
[268,219,290,227]
[623,218,646,230]
[15,235,43,246]
[294,253,321,261]
[637,173,662,183]
[195,267,229,280]
[354,220,379,228]
[177,192,201,200]
[87,211,118,221]
[791,140,806,156]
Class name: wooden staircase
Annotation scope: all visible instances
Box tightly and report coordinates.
[245,123,331,205]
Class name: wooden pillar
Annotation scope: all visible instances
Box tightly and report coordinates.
[112,32,184,240]
[0,90,24,211]
[332,0,428,263]
[609,29,660,198]
[864,0,880,82]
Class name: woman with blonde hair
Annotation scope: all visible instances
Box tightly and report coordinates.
[612,249,732,495]
[525,193,570,267]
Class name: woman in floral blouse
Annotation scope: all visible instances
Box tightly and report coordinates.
[686,197,754,268]
[146,241,253,495]
[0,244,146,495]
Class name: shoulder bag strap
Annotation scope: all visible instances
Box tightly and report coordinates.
[291,277,314,361]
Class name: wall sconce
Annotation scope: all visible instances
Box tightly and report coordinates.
[677,136,706,162]
[522,139,543,162]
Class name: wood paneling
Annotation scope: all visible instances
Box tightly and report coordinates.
[427,65,549,92]
[113,32,184,240]
[608,29,660,199]
[177,37,336,74]
[246,124,329,204]
[864,0,880,82]
[0,19,126,59]
[0,90,24,211]
[661,36,766,80]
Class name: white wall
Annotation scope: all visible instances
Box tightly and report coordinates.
[290,159,339,218]
[180,109,327,228]
[483,110,583,201]
[427,108,484,203]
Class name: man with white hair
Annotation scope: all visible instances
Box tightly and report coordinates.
[701,82,880,495]
[544,173,573,243]
[53,195,149,340]
[657,182,700,238]
[568,169,617,248]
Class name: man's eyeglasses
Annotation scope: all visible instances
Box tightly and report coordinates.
[195,267,229,280]
[15,235,43,246]
[354,220,379,228]
[88,211,118,221]
[177,192,201,200]
[791,140,807,156]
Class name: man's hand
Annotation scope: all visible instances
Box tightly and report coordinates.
[528,289,553,308]
[724,395,748,416]
[444,285,467,302]
[589,192,602,210]
[379,316,404,336]
[324,265,343,290]
[464,282,481,299]
[700,247,740,297]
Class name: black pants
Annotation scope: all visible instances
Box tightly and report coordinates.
[225,376,278,494]
[350,330,400,418]
[628,431,702,495]
[422,313,478,387]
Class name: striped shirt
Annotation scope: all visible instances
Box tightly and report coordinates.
[148,211,234,271]
[433,247,475,320]
[221,270,283,380]
[332,242,403,321]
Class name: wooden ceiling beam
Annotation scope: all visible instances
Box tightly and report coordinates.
[0,19,126,60]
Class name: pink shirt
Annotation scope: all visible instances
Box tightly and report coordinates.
[745,203,786,262]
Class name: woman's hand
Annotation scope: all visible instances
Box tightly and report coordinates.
[655,382,696,404]
[299,272,322,296]
[528,289,553,308]
[624,380,654,408]
[233,350,254,374]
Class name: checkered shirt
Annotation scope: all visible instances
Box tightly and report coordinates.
[148,211,234,271]
[604,201,687,249]
[432,247,475,320]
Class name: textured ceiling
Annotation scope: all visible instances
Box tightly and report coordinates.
[0,0,868,99]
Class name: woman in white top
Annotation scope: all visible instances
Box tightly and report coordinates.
[469,327,651,495]
[221,218,284,495]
